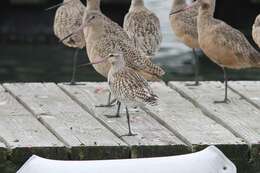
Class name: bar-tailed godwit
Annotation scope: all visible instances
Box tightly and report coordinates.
[86,52,158,136]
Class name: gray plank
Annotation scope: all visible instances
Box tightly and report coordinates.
[59,82,189,158]
[169,82,260,161]
[0,85,66,163]
[229,81,260,109]
[143,83,246,149]
[3,83,129,160]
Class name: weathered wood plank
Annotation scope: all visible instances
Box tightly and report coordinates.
[59,82,189,158]
[168,82,260,167]
[3,83,129,160]
[0,85,66,165]
[142,82,247,163]
[229,81,260,109]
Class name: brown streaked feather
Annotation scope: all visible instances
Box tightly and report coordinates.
[201,18,260,68]
[54,1,85,48]
[124,9,162,57]
[88,34,165,80]
[109,67,158,106]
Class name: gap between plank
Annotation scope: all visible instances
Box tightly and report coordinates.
[168,83,252,148]
[228,86,260,110]
[2,84,71,148]
[141,107,193,149]
[58,85,129,146]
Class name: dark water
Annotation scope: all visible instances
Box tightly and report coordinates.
[0,0,260,83]
[1,43,260,83]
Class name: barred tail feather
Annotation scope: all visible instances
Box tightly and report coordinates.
[143,58,165,77]
[144,94,158,106]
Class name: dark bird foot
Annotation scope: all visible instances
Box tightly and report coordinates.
[64,82,86,86]
[185,81,200,87]
[120,133,137,137]
[104,114,120,118]
[214,98,231,104]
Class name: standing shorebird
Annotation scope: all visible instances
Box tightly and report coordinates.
[67,10,164,107]
[123,0,162,58]
[86,52,158,136]
[53,0,85,85]
[174,0,260,103]
[169,0,216,86]
[253,14,260,48]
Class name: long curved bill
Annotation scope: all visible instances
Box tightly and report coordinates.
[169,1,198,15]
[59,24,85,42]
[45,0,72,11]
[78,57,109,68]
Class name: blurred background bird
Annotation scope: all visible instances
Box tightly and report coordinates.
[124,0,162,58]
[253,14,260,48]
[52,0,86,85]
[0,0,259,83]
[175,0,260,103]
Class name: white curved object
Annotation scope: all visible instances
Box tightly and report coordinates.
[17,146,236,173]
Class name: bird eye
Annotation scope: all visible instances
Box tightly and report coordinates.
[109,54,113,57]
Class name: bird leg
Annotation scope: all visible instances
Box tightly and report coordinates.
[95,92,117,107]
[214,68,230,104]
[120,107,137,137]
[70,48,79,85]
[186,48,200,86]
[104,101,121,118]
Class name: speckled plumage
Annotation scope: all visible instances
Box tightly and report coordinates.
[124,0,162,57]
[169,0,215,49]
[54,0,85,48]
[197,1,260,69]
[84,11,165,81]
[85,0,131,43]
[108,54,158,107]
[253,14,260,48]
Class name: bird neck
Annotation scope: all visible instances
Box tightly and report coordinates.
[131,0,144,8]
[86,0,101,11]
[111,60,126,72]
[171,0,186,12]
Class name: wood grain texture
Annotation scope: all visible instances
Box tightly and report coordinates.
[143,83,247,161]
[229,81,260,109]
[59,82,189,158]
[3,83,129,160]
[0,85,66,164]
[169,81,260,164]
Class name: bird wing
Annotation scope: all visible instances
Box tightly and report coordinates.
[111,68,158,106]
[124,10,162,56]
[213,19,260,67]
[54,4,85,48]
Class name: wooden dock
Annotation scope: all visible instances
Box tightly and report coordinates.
[0,81,259,173]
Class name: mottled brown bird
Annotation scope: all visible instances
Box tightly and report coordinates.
[65,10,164,106]
[123,0,162,58]
[86,52,158,136]
[53,0,85,85]
[81,11,164,80]
[178,0,260,103]
[170,0,215,86]
[253,14,260,48]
